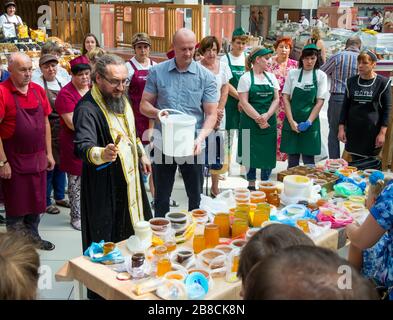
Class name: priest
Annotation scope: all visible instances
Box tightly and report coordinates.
[73,54,152,254]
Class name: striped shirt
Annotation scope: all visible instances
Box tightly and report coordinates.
[320,48,360,94]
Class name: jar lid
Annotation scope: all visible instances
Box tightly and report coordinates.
[135,221,150,229]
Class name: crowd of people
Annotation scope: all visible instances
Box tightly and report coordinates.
[0,6,392,299]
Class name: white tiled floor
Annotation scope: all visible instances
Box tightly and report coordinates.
[2,105,349,300]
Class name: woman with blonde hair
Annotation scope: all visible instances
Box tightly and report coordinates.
[306,27,326,64]
[237,46,280,190]
[0,232,40,300]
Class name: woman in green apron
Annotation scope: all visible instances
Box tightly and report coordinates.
[221,28,248,173]
[338,50,392,163]
[281,44,328,168]
[237,47,280,190]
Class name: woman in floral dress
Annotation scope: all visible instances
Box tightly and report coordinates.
[268,37,298,162]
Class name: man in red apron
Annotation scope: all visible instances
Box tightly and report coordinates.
[0,52,55,250]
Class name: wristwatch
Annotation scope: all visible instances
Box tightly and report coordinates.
[0,160,8,167]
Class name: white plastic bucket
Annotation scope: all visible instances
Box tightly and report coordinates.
[159,109,197,157]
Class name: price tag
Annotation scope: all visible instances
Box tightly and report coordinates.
[14,40,17,44]
[20,49,24,52]
[33,48,37,52]
[28,39,32,43]
[4,49,8,54]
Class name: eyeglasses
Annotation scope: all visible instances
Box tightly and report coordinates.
[101,74,128,88]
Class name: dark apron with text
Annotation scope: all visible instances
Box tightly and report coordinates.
[346,75,382,157]
[2,89,47,216]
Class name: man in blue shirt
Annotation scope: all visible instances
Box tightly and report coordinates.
[141,28,218,217]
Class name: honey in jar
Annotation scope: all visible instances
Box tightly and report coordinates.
[267,192,280,207]
[204,223,220,248]
[214,213,231,238]
[232,219,249,238]
[156,258,172,277]
[193,234,206,254]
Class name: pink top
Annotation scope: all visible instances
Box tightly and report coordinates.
[55,82,83,176]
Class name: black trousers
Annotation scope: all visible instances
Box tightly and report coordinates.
[152,153,204,217]
[6,214,41,242]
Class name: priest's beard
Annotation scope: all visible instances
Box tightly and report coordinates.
[103,94,126,114]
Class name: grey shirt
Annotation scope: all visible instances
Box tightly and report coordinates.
[144,58,218,145]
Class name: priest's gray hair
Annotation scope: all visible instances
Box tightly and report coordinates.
[93,54,125,83]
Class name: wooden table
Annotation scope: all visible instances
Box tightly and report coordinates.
[55,228,340,300]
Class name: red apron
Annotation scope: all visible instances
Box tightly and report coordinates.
[2,89,47,217]
[128,59,152,145]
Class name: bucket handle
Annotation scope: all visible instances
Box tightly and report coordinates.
[158,109,185,122]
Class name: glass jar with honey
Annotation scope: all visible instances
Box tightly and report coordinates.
[232,219,249,238]
[204,223,220,248]
[253,203,270,227]
[154,245,172,277]
[193,234,206,254]
[267,192,280,207]
[214,212,231,238]
[250,191,266,204]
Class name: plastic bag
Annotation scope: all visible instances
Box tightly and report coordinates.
[334,182,363,197]
[30,29,46,42]
[308,221,332,240]
[199,192,230,216]
[84,240,124,264]
[17,24,29,39]
[317,203,353,228]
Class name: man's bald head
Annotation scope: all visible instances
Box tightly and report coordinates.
[8,52,31,71]
[172,28,196,67]
[173,28,196,47]
[8,52,32,88]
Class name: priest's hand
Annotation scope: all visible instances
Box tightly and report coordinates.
[102,144,118,162]
[140,155,152,174]
[375,132,385,148]
[0,162,11,179]
[47,154,55,171]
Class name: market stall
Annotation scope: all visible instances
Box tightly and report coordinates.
[55,158,383,300]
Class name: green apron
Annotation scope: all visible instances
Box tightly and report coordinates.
[225,53,246,130]
[238,71,277,169]
[280,69,321,156]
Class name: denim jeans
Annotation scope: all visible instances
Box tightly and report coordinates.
[246,168,272,181]
[287,154,315,168]
[46,165,66,206]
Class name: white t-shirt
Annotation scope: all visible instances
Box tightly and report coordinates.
[220,52,246,67]
[0,14,22,26]
[125,57,157,85]
[32,74,70,91]
[237,71,280,93]
[282,68,328,100]
[199,60,232,130]
[301,18,310,27]
[32,66,71,84]
[0,14,23,38]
